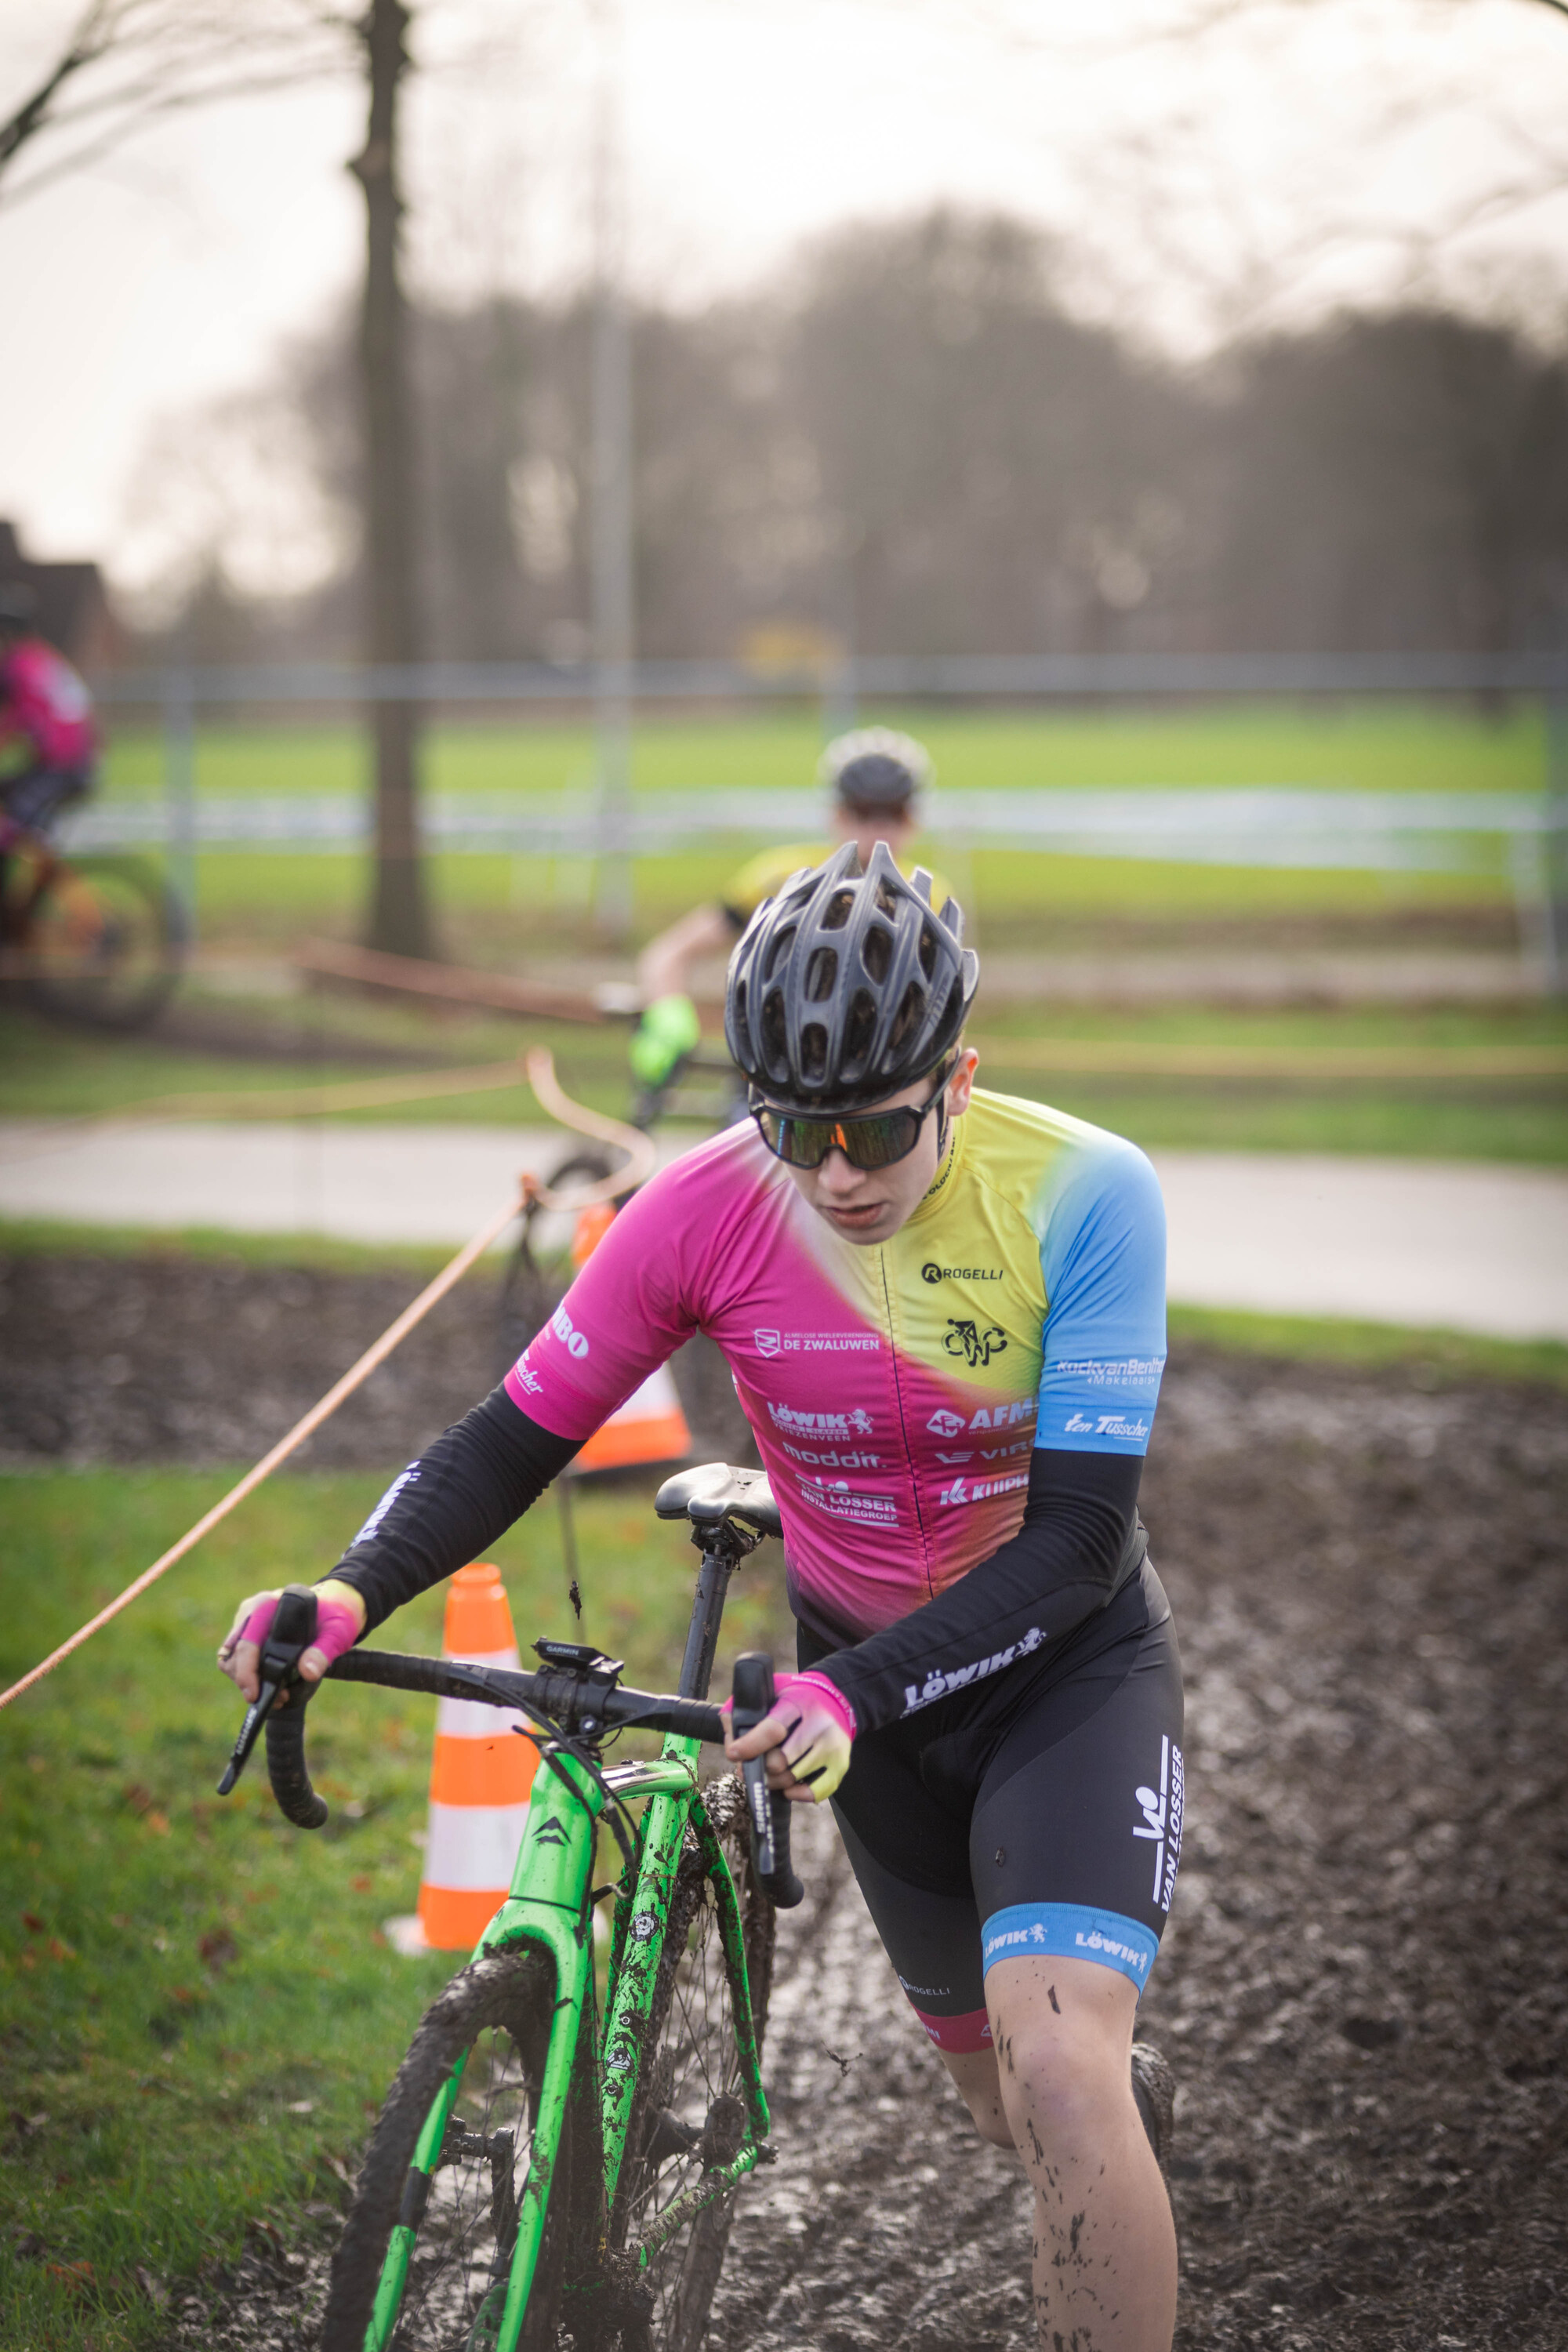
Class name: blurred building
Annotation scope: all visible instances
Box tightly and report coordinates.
[0,520,120,670]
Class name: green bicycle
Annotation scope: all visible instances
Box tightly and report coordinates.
[216,1463,801,2352]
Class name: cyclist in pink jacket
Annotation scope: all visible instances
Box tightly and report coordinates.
[0,581,100,840]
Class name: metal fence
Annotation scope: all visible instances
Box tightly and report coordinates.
[74,653,1568,985]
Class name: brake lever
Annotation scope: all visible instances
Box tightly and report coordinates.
[216,1584,321,1796]
[731,1651,804,1908]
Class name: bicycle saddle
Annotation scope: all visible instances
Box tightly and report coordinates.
[655,1462,782,1541]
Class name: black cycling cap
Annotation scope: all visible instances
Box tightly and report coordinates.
[819,727,932,815]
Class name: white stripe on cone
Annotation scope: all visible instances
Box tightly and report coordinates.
[611,1364,681,1423]
[419,1800,533,1890]
[436,1641,527,1740]
[437,1693,530,1741]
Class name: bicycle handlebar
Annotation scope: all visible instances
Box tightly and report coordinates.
[216,1602,804,1906]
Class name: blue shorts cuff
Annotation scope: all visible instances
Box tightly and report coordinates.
[981,1903,1159,1994]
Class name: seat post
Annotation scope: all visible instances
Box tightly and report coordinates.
[677,1541,738,1701]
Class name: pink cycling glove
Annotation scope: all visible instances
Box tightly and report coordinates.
[237,1591,362,1684]
[728,1669,857,1804]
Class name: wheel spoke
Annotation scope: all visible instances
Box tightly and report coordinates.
[612,1780,775,2350]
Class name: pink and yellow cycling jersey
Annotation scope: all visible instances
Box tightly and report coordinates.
[506,1088,1166,1642]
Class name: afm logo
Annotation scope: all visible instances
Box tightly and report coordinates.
[922,1261,1001,1284]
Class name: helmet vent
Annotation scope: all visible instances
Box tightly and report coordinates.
[805,946,837,1001]
[763,925,797,982]
[917,924,938,978]
[761,989,788,1063]
[801,1023,828,1081]
[932,975,958,1041]
[873,877,901,920]
[862,925,892,983]
[889,978,927,1055]
[844,988,877,1064]
[821,890,855,932]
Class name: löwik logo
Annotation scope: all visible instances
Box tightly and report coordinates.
[768,1402,873,1439]
[350,1463,421,1548]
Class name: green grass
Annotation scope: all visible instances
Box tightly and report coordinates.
[137,840,1516,950]
[99,702,1548,800]
[0,1218,467,1279]
[1166,1303,1568,1389]
[5,991,1565,1160]
[12,697,1564,1162]
[0,1464,791,2350]
[88,700,1545,947]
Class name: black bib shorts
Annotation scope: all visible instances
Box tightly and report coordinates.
[799,1555,1184,2053]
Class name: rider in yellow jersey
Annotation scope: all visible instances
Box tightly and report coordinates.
[630,728,951,1088]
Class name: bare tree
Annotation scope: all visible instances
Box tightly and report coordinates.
[0,0,344,205]
[3,0,436,956]
[352,0,429,959]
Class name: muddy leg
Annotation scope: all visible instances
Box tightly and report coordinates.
[975,1955,1174,2352]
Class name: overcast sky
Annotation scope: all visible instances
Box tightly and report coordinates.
[1,0,1565,594]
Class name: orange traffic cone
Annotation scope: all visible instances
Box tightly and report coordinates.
[568,1201,692,1473]
[386,1563,538,1954]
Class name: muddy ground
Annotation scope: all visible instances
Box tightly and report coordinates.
[5,1249,1566,2350]
[0,1247,755,1472]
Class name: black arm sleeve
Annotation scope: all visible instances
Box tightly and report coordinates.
[323,1386,579,1634]
[810,1449,1144,1736]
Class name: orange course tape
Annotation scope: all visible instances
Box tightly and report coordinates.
[0,1049,655,1712]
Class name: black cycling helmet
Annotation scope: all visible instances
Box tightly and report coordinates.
[725,840,978,1112]
[820,726,931,815]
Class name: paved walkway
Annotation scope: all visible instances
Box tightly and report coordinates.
[0,1120,1563,1341]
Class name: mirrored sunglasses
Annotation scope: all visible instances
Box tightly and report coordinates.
[751,1070,950,1171]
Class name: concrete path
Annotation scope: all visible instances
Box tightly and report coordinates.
[0,1120,1563,1341]
[1152,1151,1566,1341]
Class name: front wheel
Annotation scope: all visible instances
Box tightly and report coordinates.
[609,1775,777,2352]
[19,852,187,1031]
[321,1948,579,2352]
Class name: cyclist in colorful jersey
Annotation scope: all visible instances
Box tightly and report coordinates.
[0,582,100,837]
[628,726,950,1091]
[220,842,1181,2352]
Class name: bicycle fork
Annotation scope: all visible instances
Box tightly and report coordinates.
[364,1750,603,2352]
[364,1737,770,2352]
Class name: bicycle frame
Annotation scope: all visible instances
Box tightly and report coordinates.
[364,1555,771,2352]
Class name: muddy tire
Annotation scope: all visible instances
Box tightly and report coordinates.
[607,1776,776,2352]
[19,853,186,1032]
[321,1948,578,2352]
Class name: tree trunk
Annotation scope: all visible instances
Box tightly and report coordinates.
[351,0,430,959]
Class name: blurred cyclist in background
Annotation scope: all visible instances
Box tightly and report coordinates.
[0,581,100,839]
[629,726,950,1091]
